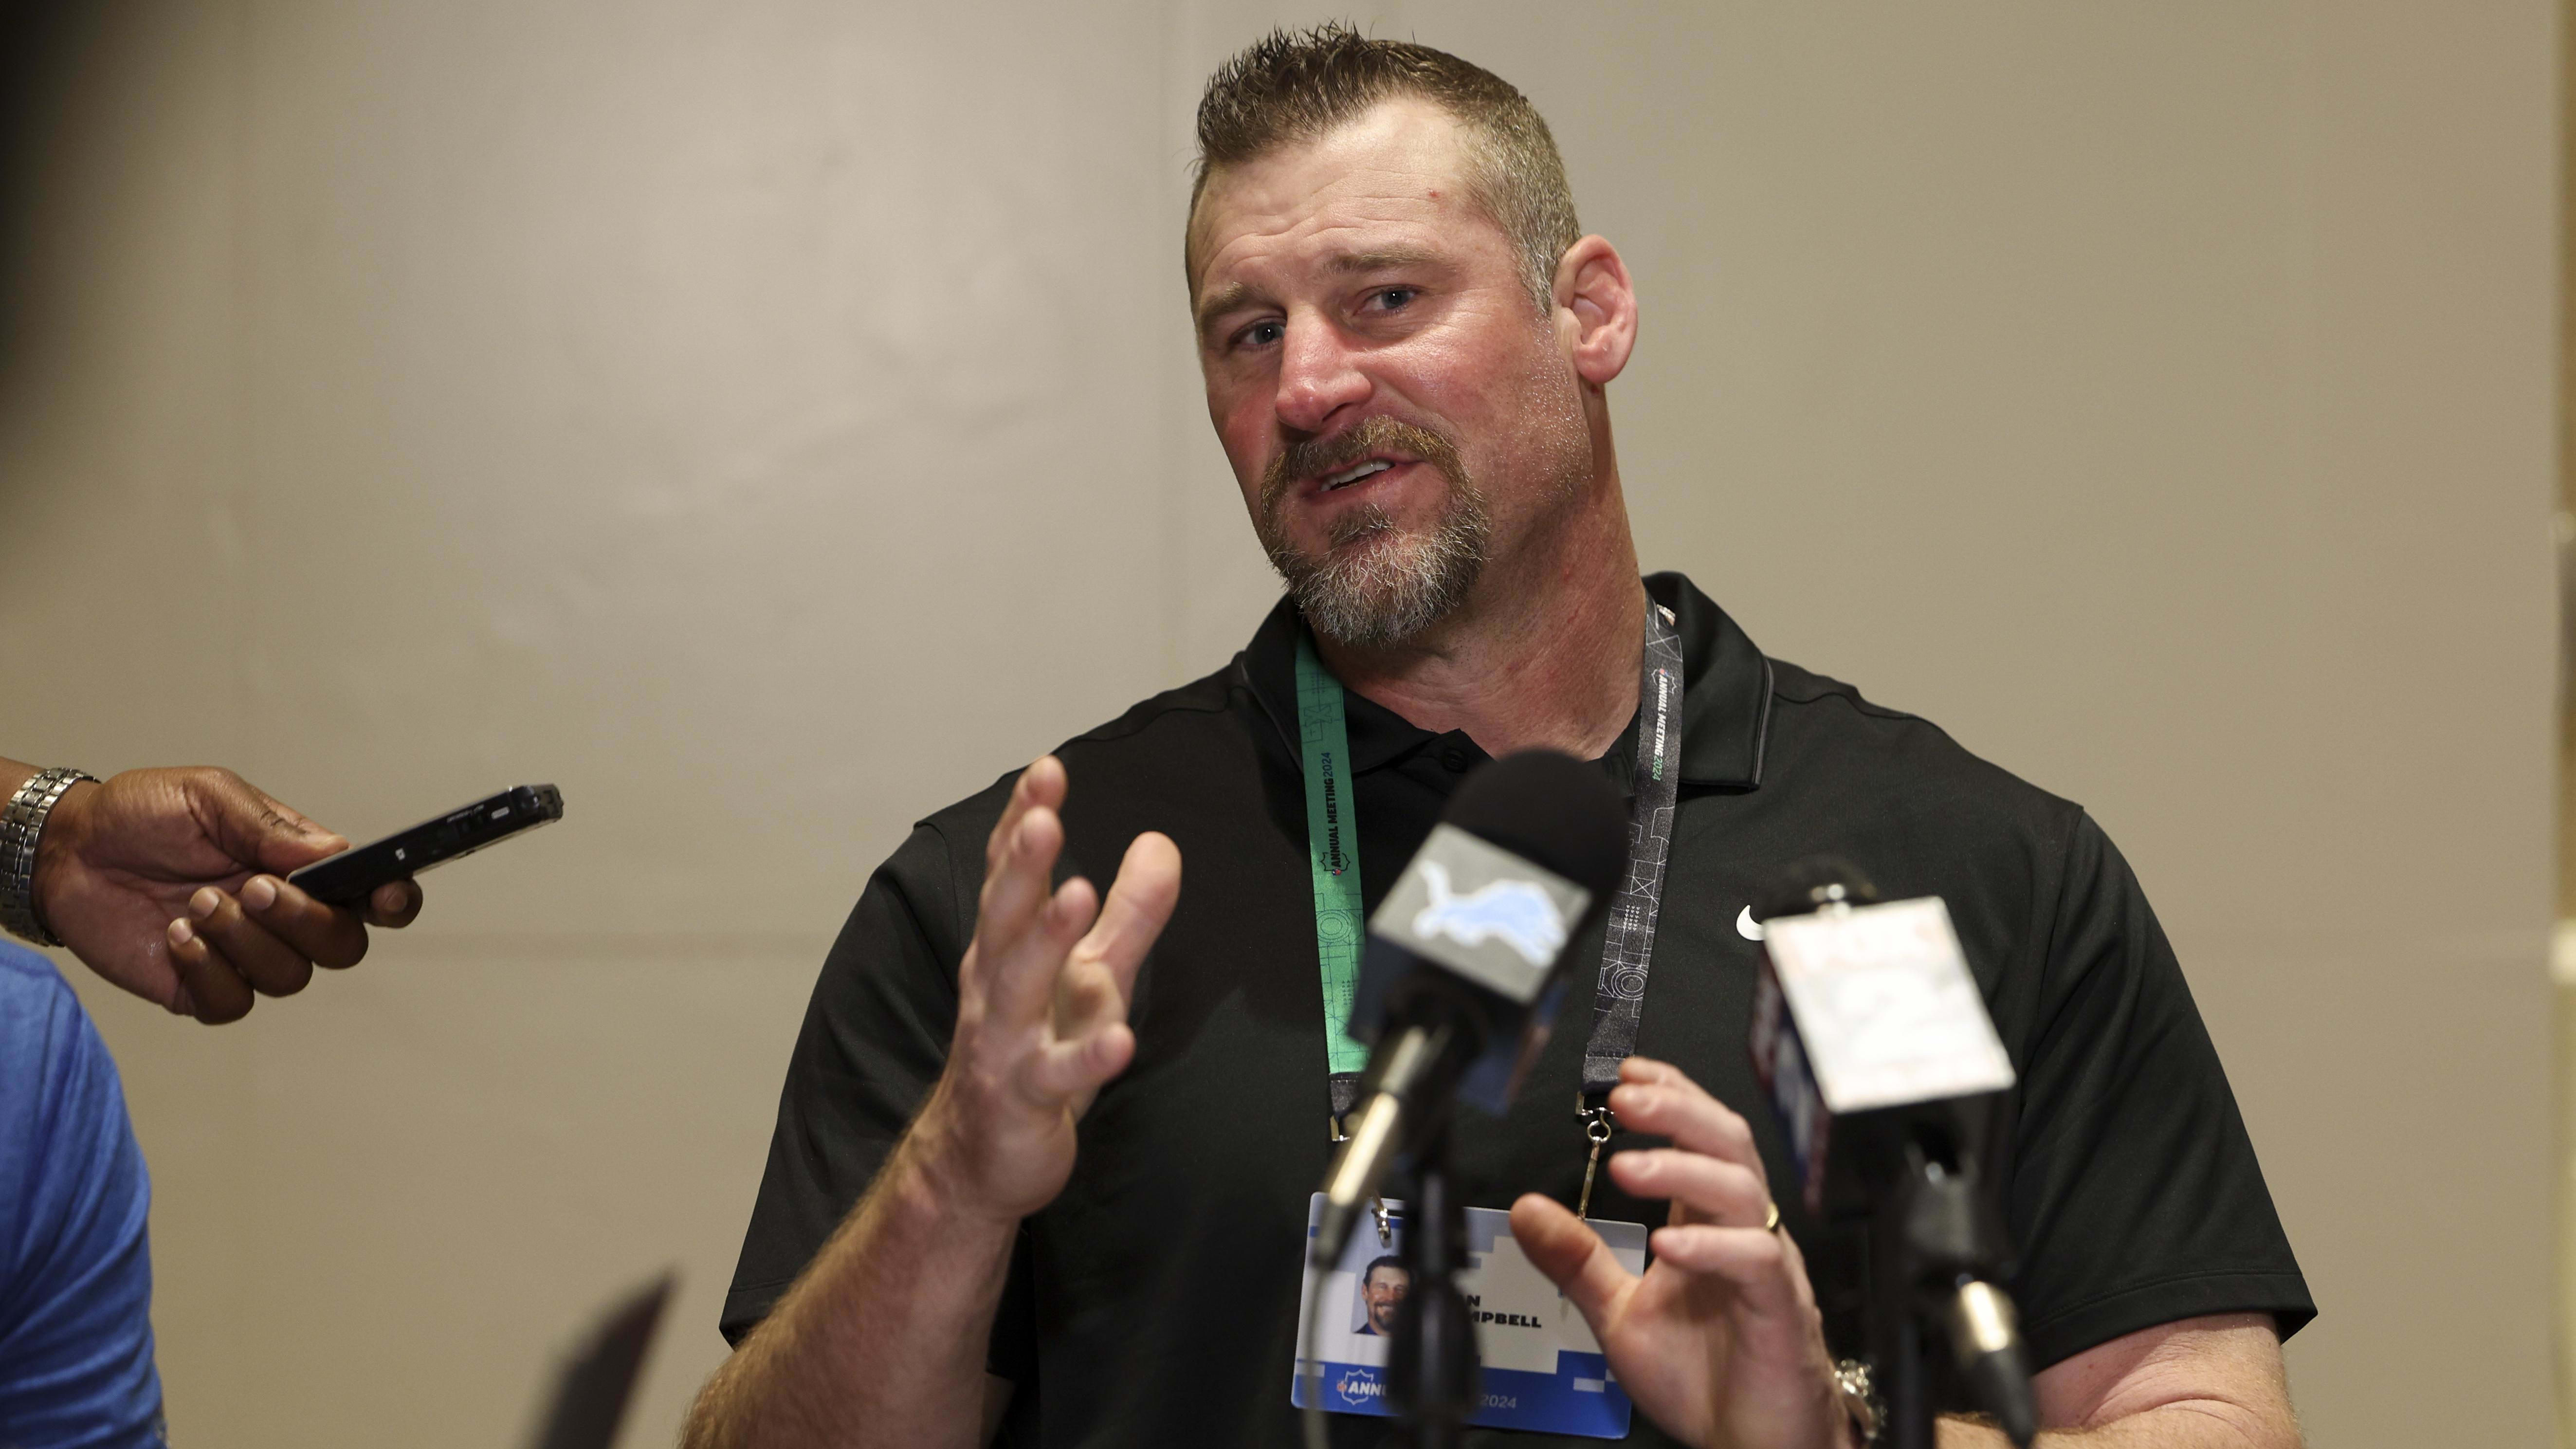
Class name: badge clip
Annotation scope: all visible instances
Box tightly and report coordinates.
[1576,1099,1617,1219]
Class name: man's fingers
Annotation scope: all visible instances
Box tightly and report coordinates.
[239,874,372,970]
[970,804,1070,982]
[166,917,254,1024]
[1508,1193,1636,1331]
[180,886,315,998]
[985,757,1066,873]
[1608,1057,1761,1174]
[1027,1020,1135,1100]
[1608,1148,1772,1228]
[365,879,424,928]
[1644,1225,1811,1325]
[983,874,1099,1028]
[1073,832,1182,1001]
[966,769,1061,970]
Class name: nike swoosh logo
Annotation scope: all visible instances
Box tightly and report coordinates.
[1736,906,1765,942]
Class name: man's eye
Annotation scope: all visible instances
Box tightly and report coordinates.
[1235,320,1284,349]
[1369,288,1418,312]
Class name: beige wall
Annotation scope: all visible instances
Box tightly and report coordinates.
[0,2,2554,1445]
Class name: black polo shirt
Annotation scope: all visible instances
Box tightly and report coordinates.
[725,571,2312,1448]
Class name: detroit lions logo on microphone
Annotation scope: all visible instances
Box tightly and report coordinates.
[1411,862,1570,967]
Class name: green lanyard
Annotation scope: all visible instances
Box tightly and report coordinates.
[1294,630,1372,1124]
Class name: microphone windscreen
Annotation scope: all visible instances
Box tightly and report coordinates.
[1442,750,1627,898]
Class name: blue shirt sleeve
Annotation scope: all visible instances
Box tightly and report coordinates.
[0,943,167,1448]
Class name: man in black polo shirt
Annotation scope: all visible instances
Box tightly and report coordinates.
[684,26,2310,1449]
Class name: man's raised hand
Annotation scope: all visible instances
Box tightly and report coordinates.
[910,756,1182,1224]
[1510,1057,1851,1449]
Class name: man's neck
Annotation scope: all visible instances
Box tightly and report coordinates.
[1314,476,1645,762]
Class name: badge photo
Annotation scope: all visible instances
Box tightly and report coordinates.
[1292,1193,1649,1440]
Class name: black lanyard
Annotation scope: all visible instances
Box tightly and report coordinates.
[1583,600,1684,1104]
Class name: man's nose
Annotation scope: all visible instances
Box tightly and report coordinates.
[1273,317,1370,435]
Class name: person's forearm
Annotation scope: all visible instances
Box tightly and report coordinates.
[1935,1405,2299,1449]
[684,1125,1020,1449]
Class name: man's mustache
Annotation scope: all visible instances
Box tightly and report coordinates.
[1261,416,1465,510]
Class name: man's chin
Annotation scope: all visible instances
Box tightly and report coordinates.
[1264,504,1488,648]
[1293,587,1462,651]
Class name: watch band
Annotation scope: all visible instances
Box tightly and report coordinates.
[1,767,95,946]
[1833,1358,1884,1446]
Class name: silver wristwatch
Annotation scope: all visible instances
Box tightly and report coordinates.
[1832,1358,1883,1446]
[1,767,95,946]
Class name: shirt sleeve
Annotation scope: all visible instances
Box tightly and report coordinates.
[0,952,168,1449]
[719,806,1038,1382]
[2001,813,2315,1369]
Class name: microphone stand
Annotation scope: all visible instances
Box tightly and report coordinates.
[1385,1119,1478,1449]
[1874,1187,1937,1449]
[1867,1137,2034,1449]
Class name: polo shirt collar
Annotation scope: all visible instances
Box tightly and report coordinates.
[1648,571,1774,789]
[1238,570,1774,790]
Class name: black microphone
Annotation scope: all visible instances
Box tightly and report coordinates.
[1310,750,1626,1266]
[1746,858,2037,1449]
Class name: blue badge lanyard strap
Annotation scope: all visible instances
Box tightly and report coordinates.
[1295,598,1685,1141]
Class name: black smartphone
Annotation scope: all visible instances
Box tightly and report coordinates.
[286,784,565,906]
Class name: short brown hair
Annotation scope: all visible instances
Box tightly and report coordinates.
[1188,24,1580,315]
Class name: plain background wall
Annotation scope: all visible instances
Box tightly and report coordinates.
[0,2,2556,1444]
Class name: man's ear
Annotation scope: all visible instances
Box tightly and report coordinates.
[1552,236,1637,388]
